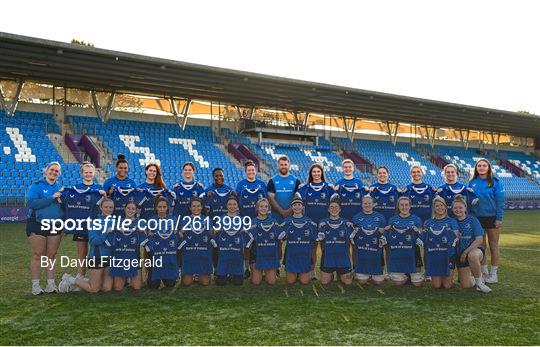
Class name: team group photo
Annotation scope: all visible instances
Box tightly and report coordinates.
[1,1,539,346]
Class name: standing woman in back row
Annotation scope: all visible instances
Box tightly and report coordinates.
[26,162,64,295]
[469,158,505,284]
[369,166,399,221]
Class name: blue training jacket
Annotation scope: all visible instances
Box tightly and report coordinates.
[26,179,64,221]
[469,176,505,221]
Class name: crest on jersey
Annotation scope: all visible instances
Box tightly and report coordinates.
[169,240,175,248]
[235,237,240,244]
[85,195,92,202]
[389,196,395,202]
[131,237,137,244]
[424,195,430,201]
[355,192,361,198]
[442,236,447,243]
[203,236,208,242]
[304,230,310,237]
[321,193,326,199]
[269,232,274,239]
[339,230,345,237]
[406,235,412,242]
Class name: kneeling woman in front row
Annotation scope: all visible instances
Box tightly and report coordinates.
[419,196,459,289]
[211,196,253,286]
[383,196,424,286]
[279,196,318,285]
[317,198,353,285]
[142,196,181,288]
[179,197,213,286]
[452,195,492,293]
[59,198,115,293]
[248,198,281,285]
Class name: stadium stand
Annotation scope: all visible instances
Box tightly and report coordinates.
[431,145,540,200]
[0,110,81,204]
[69,116,244,187]
[333,137,444,187]
[1,110,539,207]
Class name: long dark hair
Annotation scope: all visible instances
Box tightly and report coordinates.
[308,163,326,183]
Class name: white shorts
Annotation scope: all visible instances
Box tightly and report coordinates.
[389,272,424,283]
[355,273,385,282]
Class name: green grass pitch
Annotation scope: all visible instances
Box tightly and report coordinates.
[1,210,539,345]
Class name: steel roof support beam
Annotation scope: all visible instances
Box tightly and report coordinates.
[342,116,356,143]
[302,112,311,128]
[180,98,191,130]
[0,80,24,117]
[91,90,115,123]
[386,121,399,146]
[457,129,470,150]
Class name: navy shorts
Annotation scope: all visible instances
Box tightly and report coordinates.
[455,247,485,269]
[73,234,89,242]
[25,218,62,237]
[477,216,497,230]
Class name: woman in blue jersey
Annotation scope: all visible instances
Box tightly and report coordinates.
[369,166,399,221]
[437,164,478,217]
[419,196,459,289]
[143,196,180,288]
[172,162,205,219]
[203,167,236,218]
[61,162,105,283]
[317,198,353,285]
[103,154,137,195]
[382,196,424,286]
[402,165,436,223]
[59,198,115,293]
[451,195,492,293]
[469,158,504,284]
[137,163,174,220]
[351,195,387,285]
[26,161,64,295]
[109,202,145,291]
[248,198,281,285]
[211,196,252,286]
[297,163,335,225]
[179,197,213,286]
[236,161,267,219]
[278,196,318,285]
[335,159,368,222]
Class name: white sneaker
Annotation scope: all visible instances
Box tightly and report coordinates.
[44,282,58,293]
[32,283,44,296]
[425,276,432,282]
[476,282,492,293]
[72,274,84,291]
[484,273,498,284]
[58,274,73,293]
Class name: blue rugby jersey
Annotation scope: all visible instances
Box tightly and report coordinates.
[420,217,459,277]
[211,229,253,276]
[110,187,138,217]
[455,214,484,254]
[108,221,146,278]
[248,216,281,270]
[236,178,268,219]
[384,214,422,273]
[436,182,478,217]
[351,211,386,275]
[60,184,103,235]
[297,182,335,224]
[172,180,205,218]
[202,184,234,218]
[402,183,435,223]
[279,216,318,273]
[178,225,213,276]
[369,182,399,221]
[318,217,353,269]
[267,174,301,222]
[103,175,137,191]
[335,177,366,221]
[142,223,181,282]
[137,187,176,220]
